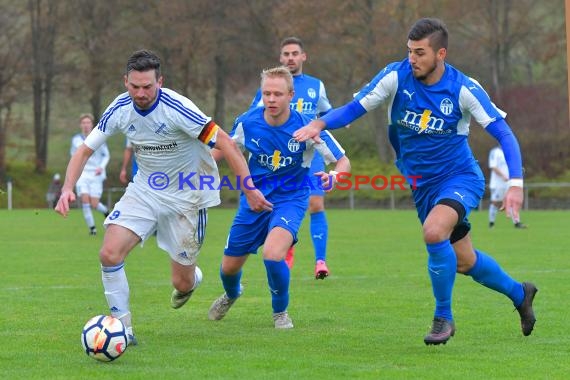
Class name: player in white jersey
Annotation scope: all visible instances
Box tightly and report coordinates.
[488,146,527,228]
[69,113,110,235]
[55,50,270,345]
[294,18,537,345]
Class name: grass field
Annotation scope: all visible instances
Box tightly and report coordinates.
[0,208,567,379]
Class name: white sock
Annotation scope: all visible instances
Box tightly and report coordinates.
[192,266,203,291]
[101,262,131,327]
[96,202,108,215]
[489,204,498,223]
[82,203,95,228]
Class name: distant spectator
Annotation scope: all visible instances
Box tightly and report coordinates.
[488,145,527,229]
[69,113,111,235]
[46,173,62,208]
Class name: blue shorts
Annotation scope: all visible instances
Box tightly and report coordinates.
[309,154,326,197]
[224,197,308,256]
[413,171,485,226]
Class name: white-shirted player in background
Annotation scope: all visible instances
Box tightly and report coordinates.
[69,113,110,235]
[55,50,270,346]
[488,146,527,229]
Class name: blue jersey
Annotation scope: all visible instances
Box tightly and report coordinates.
[251,73,334,196]
[231,107,344,204]
[352,59,506,187]
[250,73,332,119]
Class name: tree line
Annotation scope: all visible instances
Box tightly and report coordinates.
[0,0,567,184]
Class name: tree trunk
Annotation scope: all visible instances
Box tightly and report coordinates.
[29,0,57,174]
[213,54,226,128]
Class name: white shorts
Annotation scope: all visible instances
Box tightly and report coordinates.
[76,176,104,198]
[490,186,507,202]
[104,185,208,266]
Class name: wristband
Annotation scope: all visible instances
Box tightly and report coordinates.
[508,178,524,188]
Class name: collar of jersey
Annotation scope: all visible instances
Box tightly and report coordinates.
[133,89,162,116]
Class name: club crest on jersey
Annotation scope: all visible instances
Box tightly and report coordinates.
[440,98,453,116]
[287,139,300,153]
[307,88,316,99]
[154,122,168,136]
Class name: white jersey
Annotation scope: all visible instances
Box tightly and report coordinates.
[85,88,221,210]
[488,146,508,189]
[70,133,110,180]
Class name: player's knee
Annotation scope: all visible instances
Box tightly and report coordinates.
[220,256,245,276]
[309,196,324,213]
[422,224,450,244]
[99,245,125,267]
[262,246,285,262]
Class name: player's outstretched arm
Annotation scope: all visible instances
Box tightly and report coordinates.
[485,119,524,222]
[294,100,367,142]
[210,148,224,162]
[55,144,94,217]
[119,147,133,184]
[293,119,325,142]
[214,129,273,212]
[503,184,523,222]
[315,156,351,192]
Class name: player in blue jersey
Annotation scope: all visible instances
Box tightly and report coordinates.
[251,37,340,279]
[55,50,270,345]
[294,18,537,345]
[208,66,350,328]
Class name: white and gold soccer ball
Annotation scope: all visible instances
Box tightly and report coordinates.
[81,315,128,362]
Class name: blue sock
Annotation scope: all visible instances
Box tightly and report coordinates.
[220,267,242,299]
[465,249,524,307]
[426,240,457,321]
[263,259,290,313]
[310,211,328,262]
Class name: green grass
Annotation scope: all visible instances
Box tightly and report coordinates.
[0,209,567,379]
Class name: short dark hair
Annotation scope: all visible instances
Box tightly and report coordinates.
[126,49,161,79]
[407,18,448,51]
[280,36,304,51]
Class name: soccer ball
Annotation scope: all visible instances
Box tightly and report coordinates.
[81,315,128,362]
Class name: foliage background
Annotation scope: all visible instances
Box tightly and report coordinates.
[0,0,568,208]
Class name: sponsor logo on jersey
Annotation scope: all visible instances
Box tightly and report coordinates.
[258,150,293,171]
[289,100,314,114]
[133,141,179,155]
[399,109,450,135]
